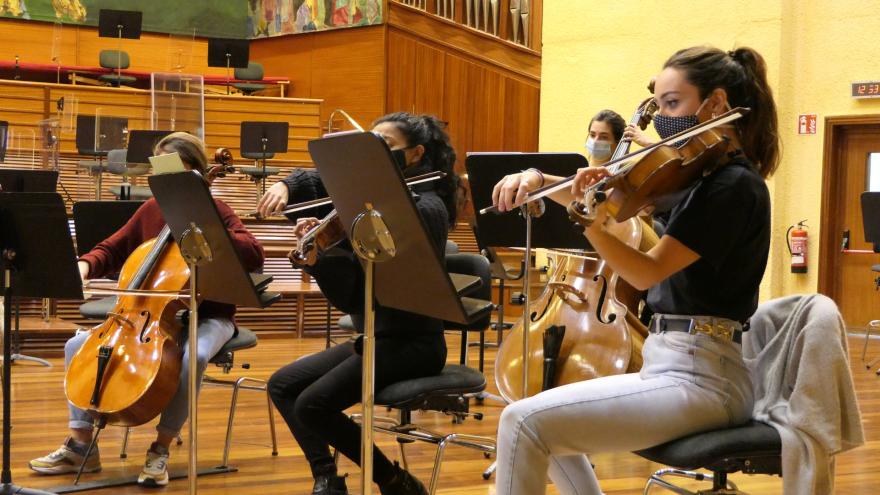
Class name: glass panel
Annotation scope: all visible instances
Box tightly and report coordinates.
[150,73,205,140]
[867,153,880,192]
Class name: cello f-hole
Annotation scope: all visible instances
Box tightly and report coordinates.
[592,274,617,324]
[138,311,152,343]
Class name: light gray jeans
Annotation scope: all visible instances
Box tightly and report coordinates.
[66,317,235,437]
[495,330,754,495]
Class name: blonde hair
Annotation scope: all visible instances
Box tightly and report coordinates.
[153,132,208,175]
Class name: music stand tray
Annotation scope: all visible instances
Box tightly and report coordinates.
[466,152,589,249]
[862,192,880,245]
[127,130,174,164]
[97,9,142,39]
[207,38,250,69]
[241,122,289,195]
[75,115,128,154]
[0,192,82,495]
[72,201,145,256]
[0,169,58,193]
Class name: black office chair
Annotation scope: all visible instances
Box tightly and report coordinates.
[444,253,493,372]
[341,257,495,494]
[635,420,781,494]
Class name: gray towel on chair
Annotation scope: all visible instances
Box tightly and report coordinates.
[743,294,864,495]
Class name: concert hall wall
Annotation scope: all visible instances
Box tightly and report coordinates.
[538,0,880,301]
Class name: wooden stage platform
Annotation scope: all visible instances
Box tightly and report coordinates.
[5,332,880,494]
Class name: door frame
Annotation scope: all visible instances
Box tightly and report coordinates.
[818,114,880,298]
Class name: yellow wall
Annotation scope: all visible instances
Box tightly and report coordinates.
[540,0,880,299]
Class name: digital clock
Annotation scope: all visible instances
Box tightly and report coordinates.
[852,81,880,99]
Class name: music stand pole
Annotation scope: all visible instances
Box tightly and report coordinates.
[116,25,123,83]
[179,233,207,495]
[519,205,533,398]
[225,53,231,95]
[260,137,267,196]
[349,208,396,495]
[1,260,56,495]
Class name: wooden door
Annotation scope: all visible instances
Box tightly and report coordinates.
[822,123,880,329]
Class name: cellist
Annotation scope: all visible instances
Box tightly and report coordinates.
[28,132,265,487]
[490,45,778,495]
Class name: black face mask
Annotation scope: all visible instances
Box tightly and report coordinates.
[391,148,408,171]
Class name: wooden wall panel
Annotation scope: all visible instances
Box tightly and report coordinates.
[251,25,386,130]
[0,18,228,76]
[386,24,541,221]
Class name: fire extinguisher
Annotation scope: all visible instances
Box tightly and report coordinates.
[786,220,808,274]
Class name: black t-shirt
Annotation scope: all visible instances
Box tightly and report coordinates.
[646,158,770,322]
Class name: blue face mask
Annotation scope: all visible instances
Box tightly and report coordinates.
[585,137,612,161]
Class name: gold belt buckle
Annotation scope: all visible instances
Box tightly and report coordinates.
[691,319,734,340]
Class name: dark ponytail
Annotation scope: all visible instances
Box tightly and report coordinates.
[664,46,779,178]
[373,112,461,226]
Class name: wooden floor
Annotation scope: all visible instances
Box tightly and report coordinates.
[6,332,880,494]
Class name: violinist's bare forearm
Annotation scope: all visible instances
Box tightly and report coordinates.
[540,174,579,207]
[584,222,699,291]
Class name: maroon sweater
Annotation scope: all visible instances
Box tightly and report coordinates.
[80,198,265,319]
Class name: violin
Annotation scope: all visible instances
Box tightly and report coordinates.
[205,148,235,184]
[494,100,660,402]
[286,170,448,265]
[568,107,749,227]
[66,226,188,427]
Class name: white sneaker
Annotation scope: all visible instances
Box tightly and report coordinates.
[137,445,169,487]
[28,437,101,475]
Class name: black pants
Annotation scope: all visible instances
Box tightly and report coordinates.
[268,333,447,484]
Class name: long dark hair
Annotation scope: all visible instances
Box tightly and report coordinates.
[589,109,626,143]
[664,46,779,178]
[373,112,460,226]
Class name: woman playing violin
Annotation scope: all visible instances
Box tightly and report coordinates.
[259,112,459,495]
[28,132,265,487]
[491,45,778,495]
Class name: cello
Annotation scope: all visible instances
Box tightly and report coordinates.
[494,98,659,402]
[65,225,189,427]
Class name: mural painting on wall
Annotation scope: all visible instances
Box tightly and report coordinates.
[248,0,382,38]
[0,0,248,38]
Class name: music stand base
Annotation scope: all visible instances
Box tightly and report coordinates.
[0,484,58,495]
[48,465,237,494]
[9,355,51,367]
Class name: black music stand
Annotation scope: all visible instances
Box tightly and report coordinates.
[466,152,589,249]
[0,192,83,495]
[0,169,58,193]
[0,121,7,163]
[97,9,143,83]
[0,169,60,367]
[127,130,173,164]
[207,38,249,95]
[240,122,288,195]
[467,152,589,406]
[149,171,268,494]
[72,201,144,255]
[309,132,492,495]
